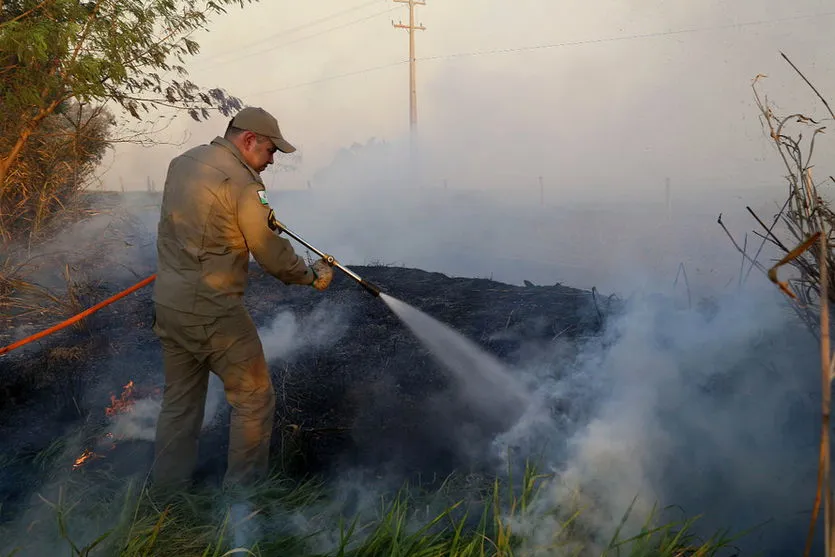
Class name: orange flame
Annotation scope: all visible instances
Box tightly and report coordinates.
[72,380,144,471]
[105,380,136,417]
[72,448,95,470]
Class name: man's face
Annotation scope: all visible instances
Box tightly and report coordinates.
[239,132,278,174]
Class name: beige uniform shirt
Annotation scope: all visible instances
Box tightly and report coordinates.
[153,136,315,316]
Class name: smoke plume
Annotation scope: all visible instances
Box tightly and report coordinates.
[490,285,818,553]
[105,301,350,443]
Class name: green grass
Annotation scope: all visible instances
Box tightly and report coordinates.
[0,452,745,557]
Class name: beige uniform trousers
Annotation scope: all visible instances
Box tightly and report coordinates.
[151,303,275,490]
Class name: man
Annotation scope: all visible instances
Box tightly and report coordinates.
[151,106,333,491]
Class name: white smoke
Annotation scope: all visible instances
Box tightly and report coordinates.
[260,302,350,364]
[106,301,349,442]
[490,285,818,552]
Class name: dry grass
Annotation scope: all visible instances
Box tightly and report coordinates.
[0,100,116,344]
[721,53,835,557]
[721,54,835,337]
[0,188,155,351]
[0,252,89,324]
[0,101,113,246]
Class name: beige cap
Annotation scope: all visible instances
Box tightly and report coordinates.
[230,106,296,153]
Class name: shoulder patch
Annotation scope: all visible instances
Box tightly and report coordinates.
[257,190,269,206]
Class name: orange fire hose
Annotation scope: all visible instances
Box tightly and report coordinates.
[0,274,157,357]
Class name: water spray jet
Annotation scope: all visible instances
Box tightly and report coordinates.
[268,211,528,429]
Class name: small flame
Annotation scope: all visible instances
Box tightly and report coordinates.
[105,380,136,417]
[72,448,95,470]
[72,380,149,471]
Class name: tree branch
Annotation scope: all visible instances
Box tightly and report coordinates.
[0,0,52,28]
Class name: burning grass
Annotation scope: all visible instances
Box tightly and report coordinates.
[0,268,751,556]
[68,380,162,474]
[1,186,790,555]
[0,255,752,555]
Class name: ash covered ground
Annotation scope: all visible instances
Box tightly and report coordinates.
[0,257,606,504]
[0,188,826,555]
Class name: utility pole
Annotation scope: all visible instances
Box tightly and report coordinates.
[392,0,425,135]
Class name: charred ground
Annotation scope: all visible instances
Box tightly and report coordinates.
[0,254,613,523]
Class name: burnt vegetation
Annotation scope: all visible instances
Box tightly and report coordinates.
[0,198,644,555]
[0,216,611,506]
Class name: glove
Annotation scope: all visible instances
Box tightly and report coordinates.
[310,258,333,291]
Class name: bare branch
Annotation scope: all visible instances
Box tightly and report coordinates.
[717,213,769,276]
[781,51,835,120]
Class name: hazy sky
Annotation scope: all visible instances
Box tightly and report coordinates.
[100,0,835,195]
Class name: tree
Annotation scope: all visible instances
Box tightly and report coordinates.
[0,0,257,219]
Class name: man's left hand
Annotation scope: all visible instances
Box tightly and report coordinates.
[310,258,333,291]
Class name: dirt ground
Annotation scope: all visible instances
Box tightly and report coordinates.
[0,258,613,520]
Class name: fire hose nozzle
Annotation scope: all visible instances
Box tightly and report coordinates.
[360,279,382,297]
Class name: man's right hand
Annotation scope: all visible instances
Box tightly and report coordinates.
[310,258,333,291]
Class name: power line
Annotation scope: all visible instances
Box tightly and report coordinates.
[212,8,397,69]
[270,7,399,51]
[246,9,835,98]
[417,10,835,63]
[191,0,390,70]
[263,0,383,41]
[195,8,396,71]
[248,60,408,97]
[208,0,380,59]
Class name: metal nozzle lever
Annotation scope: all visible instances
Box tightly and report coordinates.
[268,211,382,297]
